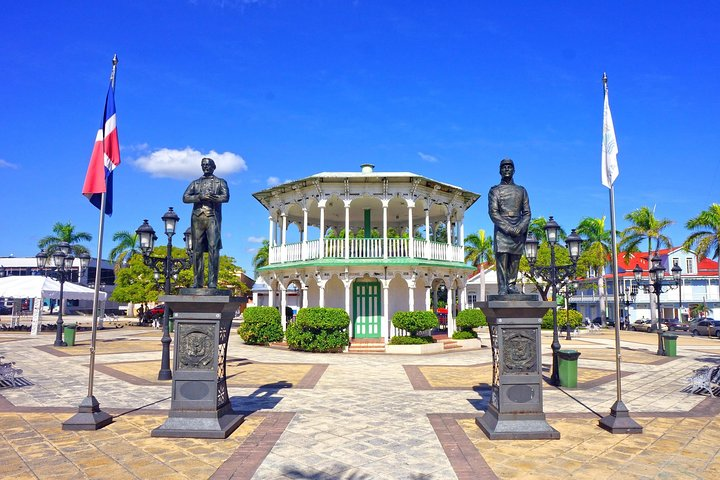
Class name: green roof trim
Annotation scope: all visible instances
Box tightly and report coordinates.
[257,258,475,272]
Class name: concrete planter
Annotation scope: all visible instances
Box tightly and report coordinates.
[385,342,445,355]
[454,338,484,350]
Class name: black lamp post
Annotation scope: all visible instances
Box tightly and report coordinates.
[525,217,582,386]
[36,242,90,346]
[633,255,681,355]
[619,284,637,330]
[563,281,578,340]
[136,207,191,380]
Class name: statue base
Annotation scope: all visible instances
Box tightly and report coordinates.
[475,295,560,440]
[151,292,243,439]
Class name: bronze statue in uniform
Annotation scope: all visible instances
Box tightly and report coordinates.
[183,157,229,289]
[488,158,531,295]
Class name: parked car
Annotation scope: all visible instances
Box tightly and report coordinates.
[631,319,668,333]
[0,305,11,315]
[691,318,719,337]
[148,304,165,319]
[661,318,689,332]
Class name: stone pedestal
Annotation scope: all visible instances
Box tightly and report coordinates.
[151,289,244,439]
[475,294,560,440]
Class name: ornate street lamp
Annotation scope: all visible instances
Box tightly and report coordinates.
[136,207,191,380]
[36,242,86,347]
[671,264,683,322]
[525,218,582,386]
[619,284,638,330]
[633,254,681,355]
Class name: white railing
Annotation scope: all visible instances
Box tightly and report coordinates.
[268,238,466,264]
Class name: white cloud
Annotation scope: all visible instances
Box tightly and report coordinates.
[0,159,19,169]
[266,176,280,186]
[247,236,265,243]
[246,247,259,254]
[134,147,247,180]
[418,152,438,163]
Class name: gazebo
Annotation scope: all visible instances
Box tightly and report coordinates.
[252,164,480,342]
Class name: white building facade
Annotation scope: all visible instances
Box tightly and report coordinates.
[252,164,480,341]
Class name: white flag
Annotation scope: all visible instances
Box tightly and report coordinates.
[601,84,619,188]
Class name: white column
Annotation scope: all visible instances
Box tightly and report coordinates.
[319,203,326,259]
[281,213,287,263]
[344,201,350,260]
[425,286,432,311]
[382,281,390,341]
[318,284,326,307]
[446,214,452,246]
[344,279,352,338]
[408,203,414,258]
[447,287,455,335]
[302,207,309,260]
[460,219,465,248]
[268,283,275,307]
[461,283,468,310]
[280,284,288,331]
[252,291,259,305]
[302,286,309,308]
[382,200,388,259]
[424,208,430,259]
[268,215,275,246]
[408,280,415,312]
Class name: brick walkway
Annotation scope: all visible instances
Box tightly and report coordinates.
[1,322,719,479]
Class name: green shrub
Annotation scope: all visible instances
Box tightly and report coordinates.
[388,335,435,345]
[452,330,478,340]
[286,307,349,352]
[456,309,487,329]
[391,311,438,336]
[238,306,284,344]
[541,308,583,330]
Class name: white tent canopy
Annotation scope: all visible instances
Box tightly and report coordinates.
[0,276,106,301]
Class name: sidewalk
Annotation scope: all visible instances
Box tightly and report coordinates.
[0,325,719,479]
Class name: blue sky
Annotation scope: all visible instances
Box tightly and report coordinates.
[1,1,719,274]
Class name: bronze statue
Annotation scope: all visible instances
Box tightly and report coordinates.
[488,158,531,295]
[183,157,229,289]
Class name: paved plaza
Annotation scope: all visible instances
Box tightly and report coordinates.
[1,319,720,479]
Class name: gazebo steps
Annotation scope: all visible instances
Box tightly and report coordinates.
[348,338,386,353]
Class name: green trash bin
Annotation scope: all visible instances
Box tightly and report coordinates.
[663,333,678,357]
[63,323,77,347]
[558,349,581,388]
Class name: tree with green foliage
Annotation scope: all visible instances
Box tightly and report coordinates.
[620,206,673,322]
[683,203,720,302]
[519,242,572,301]
[464,229,494,301]
[286,307,349,352]
[576,216,612,326]
[252,239,269,275]
[109,230,140,270]
[238,306,284,344]
[110,254,159,305]
[38,222,92,255]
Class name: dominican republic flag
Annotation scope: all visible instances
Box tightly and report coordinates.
[82,82,120,215]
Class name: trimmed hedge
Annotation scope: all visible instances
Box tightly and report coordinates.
[388,335,435,345]
[286,307,349,352]
[451,330,478,340]
[391,311,439,336]
[450,308,487,339]
[541,308,583,330]
[238,306,284,345]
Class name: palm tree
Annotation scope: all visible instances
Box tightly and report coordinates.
[683,203,720,302]
[253,239,270,275]
[464,229,494,301]
[528,216,567,243]
[620,206,673,322]
[109,231,141,270]
[37,222,92,255]
[576,216,612,325]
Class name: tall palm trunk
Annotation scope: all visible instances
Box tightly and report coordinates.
[598,275,607,326]
[480,263,486,301]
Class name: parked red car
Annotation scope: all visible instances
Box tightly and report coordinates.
[148,304,165,319]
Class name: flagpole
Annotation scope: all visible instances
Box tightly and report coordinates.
[62,55,117,431]
[599,73,642,434]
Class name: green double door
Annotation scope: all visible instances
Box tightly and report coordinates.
[353,280,382,338]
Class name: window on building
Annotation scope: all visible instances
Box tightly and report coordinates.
[672,258,679,267]
[467,293,477,305]
[686,258,694,274]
